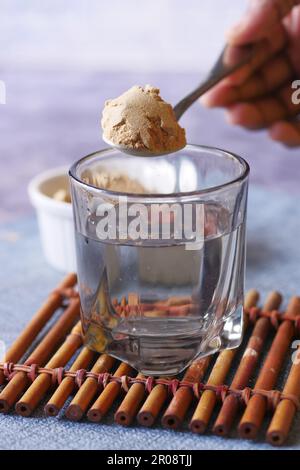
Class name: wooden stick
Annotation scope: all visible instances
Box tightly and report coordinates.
[0,297,80,412]
[138,295,207,428]
[0,273,77,386]
[114,373,145,426]
[189,289,259,434]
[213,291,282,436]
[15,321,83,416]
[44,346,95,416]
[98,291,137,425]
[238,296,300,439]
[65,353,115,421]
[266,338,300,445]
[161,357,210,430]
[138,380,170,427]
[87,362,133,422]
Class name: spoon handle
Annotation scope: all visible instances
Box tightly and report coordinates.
[174,43,255,120]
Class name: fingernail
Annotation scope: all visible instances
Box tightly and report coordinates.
[225,109,241,125]
[225,110,235,124]
[225,20,247,40]
[199,94,212,107]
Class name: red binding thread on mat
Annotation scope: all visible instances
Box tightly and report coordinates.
[51,367,65,386]
[3,362,15,380]
[75,369,87,388]
[245,306,300,334]
[145,376,155,394]
[1,362,299,411]
[97,372,111,391]
[51,287,80,301]
[27,363,39,382]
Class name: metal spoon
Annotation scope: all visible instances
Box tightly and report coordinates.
[103,43,255,156]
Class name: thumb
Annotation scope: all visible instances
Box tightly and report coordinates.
[227,0,300,44]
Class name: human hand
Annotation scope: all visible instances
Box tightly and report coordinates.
[201,0,300,146]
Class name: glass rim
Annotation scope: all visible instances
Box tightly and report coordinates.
[69,144,250,199]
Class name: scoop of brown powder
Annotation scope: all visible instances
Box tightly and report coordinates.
[101,85,186,154]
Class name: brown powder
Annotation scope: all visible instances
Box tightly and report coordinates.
[101,85,186,154]
[53,189,71,203]
[82,168,147,194]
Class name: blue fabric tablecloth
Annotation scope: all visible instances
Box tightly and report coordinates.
[0,184,300,450]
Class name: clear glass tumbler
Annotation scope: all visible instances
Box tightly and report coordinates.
[69,145,249,376]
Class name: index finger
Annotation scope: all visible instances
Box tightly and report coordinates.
[227,0,300,45]
[220,23,287,87]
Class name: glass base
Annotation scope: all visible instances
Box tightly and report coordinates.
[83,304,244,376]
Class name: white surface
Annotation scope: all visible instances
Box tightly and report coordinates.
[28,166,76,272]
[1,0,247,71]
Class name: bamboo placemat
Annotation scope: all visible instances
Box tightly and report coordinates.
[0,273,299,447]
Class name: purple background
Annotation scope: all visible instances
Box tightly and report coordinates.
[0,70,299,224]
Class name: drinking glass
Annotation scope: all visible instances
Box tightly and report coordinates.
[69,145,249,375]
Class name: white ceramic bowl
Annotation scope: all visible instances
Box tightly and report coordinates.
[28,166,76,272]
